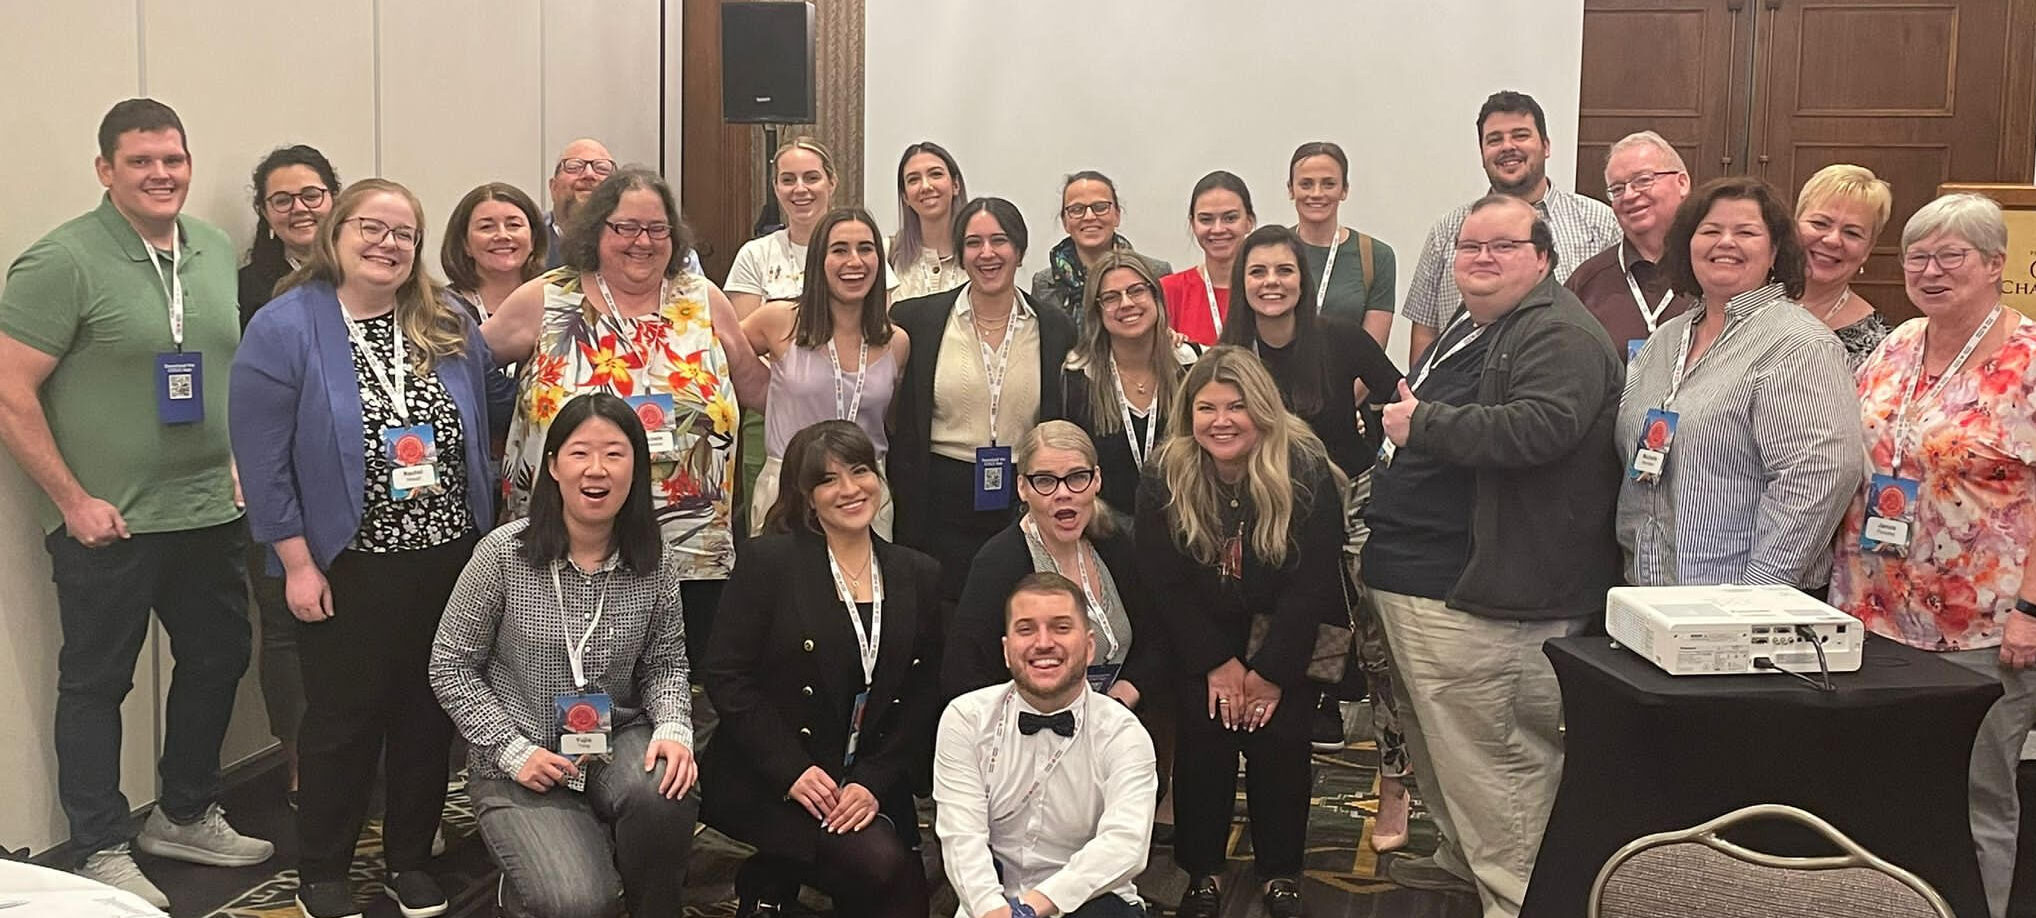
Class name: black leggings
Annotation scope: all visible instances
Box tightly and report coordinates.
[1169,672,1313,879]
[734,817,927,918]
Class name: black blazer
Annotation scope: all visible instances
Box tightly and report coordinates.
[941,520,1167,700]
[700,531,944,857]
[887,286,1077,551]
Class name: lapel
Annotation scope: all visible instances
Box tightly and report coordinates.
[865,539,919,707]
[794,533,858,703]
[309,284,367,520]
[907,291,958,440]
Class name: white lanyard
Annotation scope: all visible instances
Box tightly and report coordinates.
[551,562,614,690]
[1890,306,1999,477]
[146,235,185,351]
[1107,353,1158,470]
[1409,311,1484,392]
[982,686,1082,822]
[1619,242,1675,334]
[964,283,1022,445]
[340,302,411,425]
[459,289,491,321]
[827,337,870,423]
[1314,227,1346,313]
[1197,263,1224,336]
[826,544,884,686]
[1020,515,1120,659]
[592,273,669,367]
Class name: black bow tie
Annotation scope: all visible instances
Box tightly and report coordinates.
[1018,710,1075,737]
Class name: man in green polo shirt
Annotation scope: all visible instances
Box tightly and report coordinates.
[0,98,273,908]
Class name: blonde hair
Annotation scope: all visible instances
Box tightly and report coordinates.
[1796,164,1894,237]
[1014,420,1117,538]
[773,135,839,183]
[1070,251,1182,437]
[1152,347,1336,568]
[279,178,467,372]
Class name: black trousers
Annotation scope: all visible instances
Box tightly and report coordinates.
[925,455,1017,602]
[296,535,474,881]
[1170,671,1312,878]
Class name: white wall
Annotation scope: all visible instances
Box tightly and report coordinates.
[864,0,1588,366]
[0,0,681,855]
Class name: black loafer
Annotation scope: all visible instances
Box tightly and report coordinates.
[1177,875,1221,918]
[1264,877,1306,918]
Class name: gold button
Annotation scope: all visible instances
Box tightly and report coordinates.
[802,639,815,652]
[799,727,812,737]
[912,657,922,666]
[802,686,814,697]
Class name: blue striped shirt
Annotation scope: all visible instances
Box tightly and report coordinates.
[1615,283,1863,587]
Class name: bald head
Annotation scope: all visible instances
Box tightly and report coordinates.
[551,138,614,223]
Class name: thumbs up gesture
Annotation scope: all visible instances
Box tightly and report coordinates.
[1381,379,1418,447]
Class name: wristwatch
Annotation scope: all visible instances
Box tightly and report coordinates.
[1009,901,1038,918]
[2014,598,2036,620]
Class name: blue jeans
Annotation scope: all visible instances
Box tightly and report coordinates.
[470,723,700,918]
[47,519,251,856]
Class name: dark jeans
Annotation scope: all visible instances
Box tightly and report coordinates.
[1171,671,1312,878]
[926,455,1018,602]
[246,542,303,749]
[48,519,252,855]
[1067,894,1147,918]
[296,536,473,881]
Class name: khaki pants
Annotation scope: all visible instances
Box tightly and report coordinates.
[1371,587,1587,918]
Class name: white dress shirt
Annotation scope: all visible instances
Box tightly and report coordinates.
[933,683,1158,918]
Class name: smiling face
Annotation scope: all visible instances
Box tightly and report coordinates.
[262,164,330,252]
[1061,178,1120,252]
[1003,589,1094,702]
[1242,241,1303,321]
[1192,380,1260,469]
[465,198,533,280]
[549,138,612,221]
[1019,444,1098,546]
[1797,194,1878,287]
[597,187,675,285]
[1095,266,1158,342]
[1287,155,1348,226]
[961,209,1020,295]
[1453,201,1550,313]
[1480,111,1550,196]
[1192,187,1254,262]
[547,415,634,530]
[1604,144,1688,242]
[337,191,419,293]
[775,147,836,229]
[1690,198,1776,301]
[97,128,190,229]
[810,454,881,535]
[901,151,956,223]
[1903,230,2006,319]
[823,219,880,304]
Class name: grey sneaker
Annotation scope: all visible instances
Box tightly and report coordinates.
[136,803,275,867]
[77,843,170,909]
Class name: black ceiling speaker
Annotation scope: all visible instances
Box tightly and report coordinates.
[721,2,816,124]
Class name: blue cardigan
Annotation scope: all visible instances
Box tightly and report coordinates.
[231,280,499,573]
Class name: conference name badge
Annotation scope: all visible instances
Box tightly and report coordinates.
[1085,662,1122,695]
[844,689,869,767]
[1630,408,1677,483]
[974,445,1013,512]
[382,424,441,499]
[626,393,677,456]
[1859,473,1919,555]
[155,351,204,424]
[555,691,613,755]
[1626,339,1646,363]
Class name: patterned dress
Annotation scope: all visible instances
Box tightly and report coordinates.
[1830,311,2036,650]
[502,268,739,580]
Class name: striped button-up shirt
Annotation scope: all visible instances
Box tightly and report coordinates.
[1615,283,1863,587]
[430,520,693,782]
[1402,183,1621,330]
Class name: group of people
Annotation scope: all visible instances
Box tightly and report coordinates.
[1,86,2031,918]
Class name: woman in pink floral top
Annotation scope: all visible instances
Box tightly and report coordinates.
[1827,192,2036,918]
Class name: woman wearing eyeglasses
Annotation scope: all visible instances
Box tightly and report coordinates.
[484,167,769,675]
[231,179,498,918]
[1063,251,1198,513]
[1029,171,1170,334]
[239,144,340,329]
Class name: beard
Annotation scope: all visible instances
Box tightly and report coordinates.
[1013,653,1086,700]
[1490,161,1548,199]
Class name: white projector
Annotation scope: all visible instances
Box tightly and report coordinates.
[1605,585,1864,676]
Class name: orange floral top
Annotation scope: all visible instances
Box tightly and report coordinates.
[502,268,738,580]
[1830,310,2036,651]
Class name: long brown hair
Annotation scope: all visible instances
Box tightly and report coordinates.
[278,178,467,372]
[1070,251,1182,436]
[792,208,895,349]
[764,420,882,535]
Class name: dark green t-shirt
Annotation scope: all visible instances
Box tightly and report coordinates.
[1301,228,1397,321]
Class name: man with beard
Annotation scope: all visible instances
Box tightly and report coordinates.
[934,573,1158,918]
[543,137,615,269]
[1400,90,1620,359]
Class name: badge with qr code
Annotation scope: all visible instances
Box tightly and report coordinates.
[155,351,204,424]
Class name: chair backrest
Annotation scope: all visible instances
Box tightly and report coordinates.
[1588,804,1954,918]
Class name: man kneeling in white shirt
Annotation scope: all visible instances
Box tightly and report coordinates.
[934,572,1159,918]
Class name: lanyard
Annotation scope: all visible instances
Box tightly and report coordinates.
[1107,353,1158,470]
[1890,306,1999,477]
[592,273,669,368]
[1619,242,1674,334]
[1663,300,1761,410]
[1197,263,1224,336]
[1020,515,1120,659]
[1315,227,1346,313]
[827,337,870,423]
[145,235,185,351]
[964,282,1023,445]
[826,544,884,686]
[1409,311,1484,392]
[551,562,614,690]
[982,686,1082,822]
[340,302,411,425]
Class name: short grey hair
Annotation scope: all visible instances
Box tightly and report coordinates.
[1902,193,2008,257]
[1604,131,1688,179]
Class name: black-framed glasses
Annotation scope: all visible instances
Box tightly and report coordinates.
[605,221,673,240]
[558,157,617,177]
[1901,247,1973,272]
[345,216,418,249]
[1453,238,1536,258]
[1063,201,1117,220]
[1098,282,1154,309]
[1604,170,1681,200]
[1022,467,1097,495]
[265,187,330,212]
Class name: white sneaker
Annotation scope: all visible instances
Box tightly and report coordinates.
[77,843,170,909]
[136,803,275,867]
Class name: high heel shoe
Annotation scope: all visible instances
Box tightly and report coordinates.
[1370,774,1410,853]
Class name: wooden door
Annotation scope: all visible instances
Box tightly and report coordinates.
[1750,0,2036,320]
[1575,0,1751,201]
[680,0,756,285]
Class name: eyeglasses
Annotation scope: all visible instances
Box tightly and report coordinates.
[265,187,330,212]
[1901,247,1973,272]
[558,158,616,177]
[345,217,418,249]
[1098,283,1154,309]
[1021,467,1097,495]
[1063,201,1117,220]
[1604,170,1681,201]
[605,221,673,240]
[1453,238,1536,258]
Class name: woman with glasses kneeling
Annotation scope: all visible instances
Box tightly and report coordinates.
[703,420,942,918]
[1136,347,1346,918]
[430,393,700,918]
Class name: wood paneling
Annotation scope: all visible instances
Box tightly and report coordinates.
[1575,0,1745,200]
[680,0,755,283]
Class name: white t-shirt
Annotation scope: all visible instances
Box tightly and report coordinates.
[724,228,899,302]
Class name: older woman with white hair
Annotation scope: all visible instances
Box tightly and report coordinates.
[1795,164,1894,368]
[1828,192,2036,918]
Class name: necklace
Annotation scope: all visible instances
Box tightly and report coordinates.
[1817,287,1853,323]
[835,546,873,587]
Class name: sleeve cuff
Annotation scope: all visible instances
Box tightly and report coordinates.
[965,888,1008,918]
[652,721,693,748]
[1033,878,1084,917]
[1740,562,1794,587]
[496,737,539,776]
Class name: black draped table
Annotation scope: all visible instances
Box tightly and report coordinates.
[1522,634,2001,917]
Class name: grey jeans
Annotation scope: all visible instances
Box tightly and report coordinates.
[470,723,700,918]
[1942,648,2036,918]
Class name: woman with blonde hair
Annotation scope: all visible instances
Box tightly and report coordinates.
[1135,347,1345,918]
[1796,163,1894,367]
[1061,250,1198,511]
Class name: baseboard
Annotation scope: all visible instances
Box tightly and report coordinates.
[27,742,285,868]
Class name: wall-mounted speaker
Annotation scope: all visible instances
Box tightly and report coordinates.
[721,1,815,124]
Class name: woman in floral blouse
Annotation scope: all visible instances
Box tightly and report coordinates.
[1828,192,2036,918]
[483,167,768,671]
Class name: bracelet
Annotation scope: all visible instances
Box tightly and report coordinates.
[2014,598,2036,619]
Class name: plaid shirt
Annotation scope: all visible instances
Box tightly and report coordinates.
[1402,183,1620,330]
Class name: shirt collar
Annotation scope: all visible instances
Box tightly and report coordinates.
[1619,237,1658,271]
[1706,282,1788,322]
[955,282,1035,321]
[95,193,191,263]
[1012,686,1082,717]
